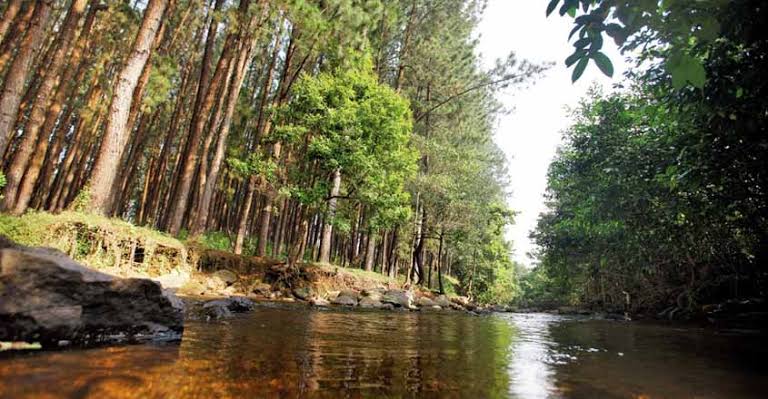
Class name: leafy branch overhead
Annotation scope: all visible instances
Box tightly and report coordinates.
[547,0,731,87]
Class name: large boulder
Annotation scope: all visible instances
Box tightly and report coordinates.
[381,289,415,309]
[0,239,184,348]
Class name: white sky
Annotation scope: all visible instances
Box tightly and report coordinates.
[476,0,628,266]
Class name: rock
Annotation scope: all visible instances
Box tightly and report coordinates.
[207,269,238,290]
[199,296,255,320]
[434,295,452,307]
[0,240,184,347]
[416,297,437,307]
[310,298,330,307]
[359,296,384,309]
[331,294,358,306]
[360,289,382,301]
[339,289,360,300]
[451,296,470,307]
[251,282,272,296]
[202,303,232,320]
[152,269,190,290]
[381,289,414,308]
[292,287,312,301]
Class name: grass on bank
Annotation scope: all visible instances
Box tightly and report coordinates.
[0,211,462,296]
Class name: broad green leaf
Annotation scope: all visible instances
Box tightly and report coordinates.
[572,57,589,82]
[591,52,614,77]
[546,0,560,16]
[565,50,585,67]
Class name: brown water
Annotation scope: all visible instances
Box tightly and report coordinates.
[1,305,766,398]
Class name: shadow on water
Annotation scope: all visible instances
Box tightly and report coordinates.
[1,307,766,398]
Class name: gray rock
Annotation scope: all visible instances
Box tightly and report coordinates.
[416,297,437,307]
[381,289,414,308]
[202,296,255,313]
[0,240,183,347]
[434,295,452,307]
[360,289,382,301]
[331,294,358,306]
[208,269,237,290]
[251,282,272,296]
[310,298,330,307]
[359,296,383,308]
[339,289,360,300]
[292,287,312,301]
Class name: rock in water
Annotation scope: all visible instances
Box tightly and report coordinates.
[381,290,415,309]
[416,296,437,308]
[331,294,358,306]
[0,239,183,348]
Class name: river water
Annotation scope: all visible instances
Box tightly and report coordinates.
[1,306,766,398]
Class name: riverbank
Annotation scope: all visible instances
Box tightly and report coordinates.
[1,212,484,349]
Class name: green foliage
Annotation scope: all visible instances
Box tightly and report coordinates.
[70,186,92,213]
[547,0,734,87]
[282,55,416,228]
[0,172,6,200]
[199,231,233,252]
[532,1,768,313]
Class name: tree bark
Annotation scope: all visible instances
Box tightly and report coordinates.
[87,0,168,215]
[0,0,52,158]
[0,0,23,44]
[193,30,255,236]
[364,229,376,272]
[319,168,341,263]
[2,0,88,214]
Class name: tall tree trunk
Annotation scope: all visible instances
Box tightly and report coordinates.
[233,175,257,255]
[0,1,33,74]
[16,2,101,213]
[437,229,445,294]
[166,0,247,234]
[0,0,52,158]
[87,0,168,215]
[364,229,376,272]
[319,168,341,263]
[193,31,255,236]
[0,0,23,44]
[2,0,88,214]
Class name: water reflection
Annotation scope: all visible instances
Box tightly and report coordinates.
[1,306,766,398]
[504,313,560,398]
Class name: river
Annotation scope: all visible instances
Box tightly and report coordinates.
[1,306,766,398]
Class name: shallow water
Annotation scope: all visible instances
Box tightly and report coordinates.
[1,306,766,398]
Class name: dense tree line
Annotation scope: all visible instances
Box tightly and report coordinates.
[530,0,767,315]
[0,0,540,301]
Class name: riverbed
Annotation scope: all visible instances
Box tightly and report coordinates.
[1,306,766,398]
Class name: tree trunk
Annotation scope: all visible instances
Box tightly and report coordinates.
[0,0,52,158]
[364,229,376,272]
[15,2,101,213]
[234,175,257,255]
[0,0,23,45]
[437,229,445,294]
[166,0,248,234]
[319,168,341,263]
[2,0,88,213]
[193,19,256,236]
[87,0,168,215]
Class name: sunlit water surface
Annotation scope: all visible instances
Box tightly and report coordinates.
[1,306,766,398]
